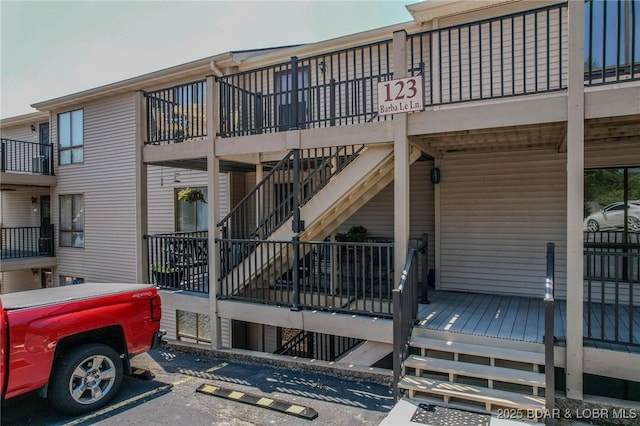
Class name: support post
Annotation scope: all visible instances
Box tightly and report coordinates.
[545,243,556,426]
[393,29,410,287]
[135,91,149,284]
[566,0,585,400]
[206,74,222,349]
[291,148,302,311]
[290,56,299,130]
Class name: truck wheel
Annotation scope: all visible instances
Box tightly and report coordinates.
[48,344,123,414]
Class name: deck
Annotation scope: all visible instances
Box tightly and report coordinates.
[417,290,640,353]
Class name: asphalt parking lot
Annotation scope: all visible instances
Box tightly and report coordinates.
[0,346,393,426]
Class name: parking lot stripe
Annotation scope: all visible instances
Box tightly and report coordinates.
[196,383,318,420]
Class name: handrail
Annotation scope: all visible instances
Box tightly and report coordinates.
[392,247,419,402]
[217,144,363,241]
[0,138,54,175]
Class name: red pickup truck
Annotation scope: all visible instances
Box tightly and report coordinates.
[0,283,165,414]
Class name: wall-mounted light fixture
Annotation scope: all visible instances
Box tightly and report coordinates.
[430,167,441,184]
[31,196,38,211]
[173,172,181,183]
[31,124,37,133]
[31,268,39,275]
[319,60,326,75]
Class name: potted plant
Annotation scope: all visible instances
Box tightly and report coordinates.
[178,187,206,204]
[151,264,183,287]
[336,225,368,242]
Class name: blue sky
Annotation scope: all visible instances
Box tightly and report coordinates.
[1,1,414,119]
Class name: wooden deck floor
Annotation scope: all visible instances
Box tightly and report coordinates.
[417,290,640,353]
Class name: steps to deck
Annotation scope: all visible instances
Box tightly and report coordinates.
[399,335,547,416]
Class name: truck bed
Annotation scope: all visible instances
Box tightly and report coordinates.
[0,283,156,310]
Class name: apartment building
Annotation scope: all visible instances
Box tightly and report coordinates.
[1,0,638,415]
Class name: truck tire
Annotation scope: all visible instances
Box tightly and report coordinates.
[48,343,123,414]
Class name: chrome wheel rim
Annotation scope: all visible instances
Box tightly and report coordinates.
[68,354,117,405]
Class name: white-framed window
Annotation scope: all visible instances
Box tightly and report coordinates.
[60,194,85,247]
[176,188,208,232]
[58,109,83,164]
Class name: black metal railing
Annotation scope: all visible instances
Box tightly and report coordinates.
[145,231,209,293]
[217,145,363,242]
[392,247,419,402]
[218,39,393,137]
[584,239,639,347]
[274,330,363,361]
[145,80,207,144]
[0,225,55,260]
[585,0,639,86]
[408,2,568,106]
[218,238,395,316]
[0,139,54,175]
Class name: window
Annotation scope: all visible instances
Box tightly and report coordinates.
[58,109,83,164]
[176,310,210,345]
[176,188,207,232]
[60,194,85,247]
[584,167,640,237]
[60,275,85,286]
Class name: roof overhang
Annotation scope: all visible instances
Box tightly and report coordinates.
[406,0,519,23]
[29,48,287,113]
[0,111,49,129]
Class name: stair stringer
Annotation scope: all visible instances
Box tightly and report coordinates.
[220,144,421,296]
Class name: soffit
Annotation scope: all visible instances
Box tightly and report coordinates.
[411,122,566,157]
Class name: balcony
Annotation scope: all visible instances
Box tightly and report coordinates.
[1,139,56,187]
[144,2,639,146]
[0,225,56,272]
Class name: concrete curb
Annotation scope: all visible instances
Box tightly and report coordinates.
[164,340,393,386]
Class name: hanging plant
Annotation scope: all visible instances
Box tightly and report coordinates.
[178,187,206,204]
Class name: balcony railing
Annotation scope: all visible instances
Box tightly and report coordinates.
[145,80,207,145]
[218,238,396,317]
[0,139,54,175]
[145,231,208,293]
[584,233,639,347]
[408,2,568,106]
[0,225,55,260]
[585,0,639,86]
[143,3,639,144]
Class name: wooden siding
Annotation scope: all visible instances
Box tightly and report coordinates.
[440,149,568,298]
[146,166,229,234]
[50,94,138,286]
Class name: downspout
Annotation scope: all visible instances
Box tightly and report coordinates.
[209,60,223,77]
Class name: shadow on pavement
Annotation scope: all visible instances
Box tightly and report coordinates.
[150,347,394,412]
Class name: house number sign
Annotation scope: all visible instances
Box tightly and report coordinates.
[377,76,424,116]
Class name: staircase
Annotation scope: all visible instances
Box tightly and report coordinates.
[398,332,546,417]
[219,143,421,294]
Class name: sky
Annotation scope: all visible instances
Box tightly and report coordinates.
[1,0,415,119]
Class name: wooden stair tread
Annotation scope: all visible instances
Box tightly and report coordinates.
[405,355,545,387]
[411,336,545,365]
[398,376,545,411]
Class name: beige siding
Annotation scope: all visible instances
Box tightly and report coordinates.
[585,140,640,169]
[0,270,41,294]
[0,121,47,143]
[440,149,568,298]
[50,94,139,285]
[146,166,229,234]
[339,160,435,266]
[1,189,48,227]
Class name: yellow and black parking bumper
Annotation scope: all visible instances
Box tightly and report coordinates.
[196,383,318,420]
